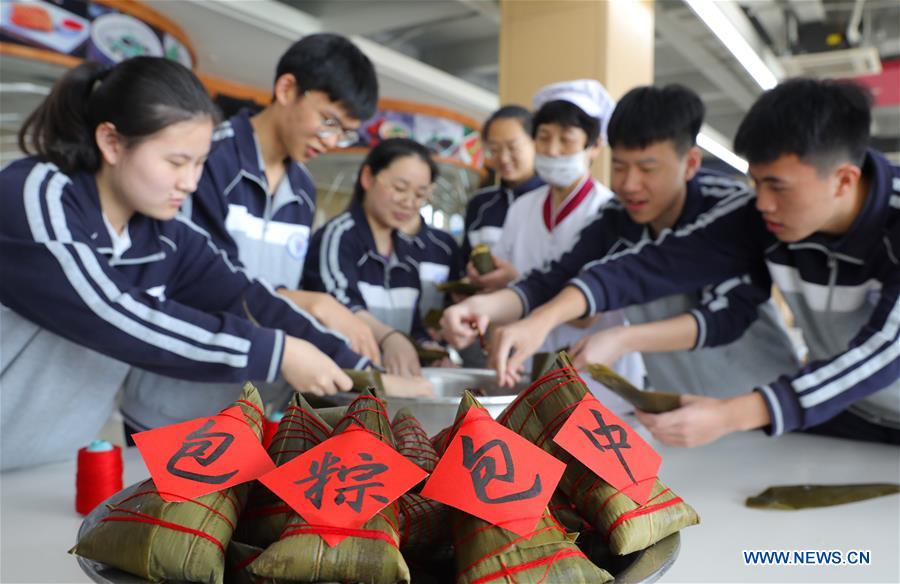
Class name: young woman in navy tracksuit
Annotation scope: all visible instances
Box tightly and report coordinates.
[400,215,463,322]
[304,138,438,376]
[461,105,543,270]
[0,57,362,470]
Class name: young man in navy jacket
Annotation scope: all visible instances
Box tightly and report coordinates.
[186,33,381,362]
[121,35,428,432]
[445,84,799,397]
[447,78,899,446]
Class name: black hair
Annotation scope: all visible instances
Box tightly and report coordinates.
[214,94,262,118]
[734,78,872,173]
[482,105,533,140]
[276,33,378,122]
[353,138,439,203]
[607,84,704,154]
[532,100,600,148]
[18,57,219,175]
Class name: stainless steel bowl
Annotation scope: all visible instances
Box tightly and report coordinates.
[331,367,529,436]
[76,481,680,583]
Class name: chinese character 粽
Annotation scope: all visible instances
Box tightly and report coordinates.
[295,451,389,512]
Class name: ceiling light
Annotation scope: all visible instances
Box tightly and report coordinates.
[684,0,779,90]
[698,132,749,173]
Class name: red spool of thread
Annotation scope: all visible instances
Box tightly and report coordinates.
[76,440,123,515]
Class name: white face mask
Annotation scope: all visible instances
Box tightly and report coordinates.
[534,152,587,187]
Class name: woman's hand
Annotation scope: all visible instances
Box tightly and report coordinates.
[280,336,353,396]
[280,290,381,365]
[381,331,422,376]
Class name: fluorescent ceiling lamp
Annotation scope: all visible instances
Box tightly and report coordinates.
[684,0,778,90]
[697,132,749,173]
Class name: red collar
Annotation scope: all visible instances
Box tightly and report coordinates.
[542,177,593,231]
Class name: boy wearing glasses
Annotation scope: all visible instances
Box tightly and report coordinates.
[184,33,378,344]
[121,34,391,432]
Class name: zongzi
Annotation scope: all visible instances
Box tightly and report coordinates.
[248,389,410,584]
[436,279,481,295]
[500,353,699,555]
[71,384,266,584]
[236,393,332,548]
[343,368,386,395]
[392,408,449,553]
[447,392,614,584]
[470,243,496,275]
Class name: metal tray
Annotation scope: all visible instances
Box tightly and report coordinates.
[327,367,529,436]
[76,481,679,583]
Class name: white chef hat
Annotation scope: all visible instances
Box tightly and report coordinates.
[532,79,616,143]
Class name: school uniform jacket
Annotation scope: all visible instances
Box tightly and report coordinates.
[563,151,900,433]
[461,175,543,262]
[512,171,799,395]
[0,158,369,378]
[497,176,646,388]
[399,218,463,318]
[183,109,316,288]
[304,201,428,342]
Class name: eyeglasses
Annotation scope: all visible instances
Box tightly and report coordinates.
[375,173,433,204]
[304,91,359,148]
[316,116,359,148]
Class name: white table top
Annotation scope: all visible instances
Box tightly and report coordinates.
[654,429,900,583]
[1,429,898,583]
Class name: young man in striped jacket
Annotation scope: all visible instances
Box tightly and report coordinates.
[446,78,899,446]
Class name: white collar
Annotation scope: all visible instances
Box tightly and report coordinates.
[102,214,132,260]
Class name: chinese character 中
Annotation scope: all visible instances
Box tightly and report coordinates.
[578,408,636,485]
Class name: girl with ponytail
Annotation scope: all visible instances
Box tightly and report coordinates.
[1,57,371,470]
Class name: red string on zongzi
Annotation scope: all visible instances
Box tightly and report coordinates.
[101,508,225,555]
[280,520,399,548]
[457,509,589,582]
[604,489,682,541]
[234,399,265,437]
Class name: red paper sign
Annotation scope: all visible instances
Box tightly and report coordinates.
[420,408,565,536]
[260,425,427,546]
[553,395,661,504]
[133,406,275,502]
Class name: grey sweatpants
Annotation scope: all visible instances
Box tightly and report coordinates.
[119,370,293,432]
[1,308,129,471]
